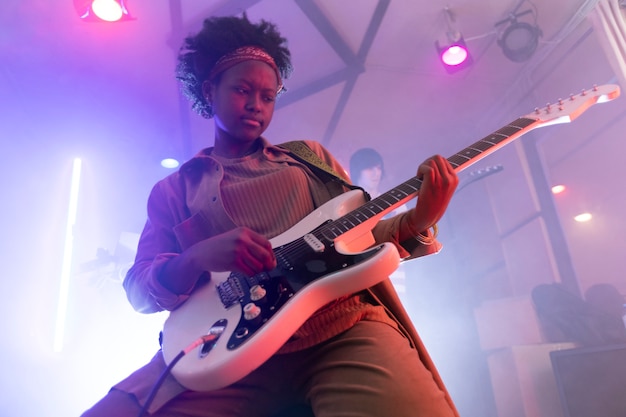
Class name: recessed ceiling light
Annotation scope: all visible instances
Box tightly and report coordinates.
[574,212,592,222]
[161,158,180,169]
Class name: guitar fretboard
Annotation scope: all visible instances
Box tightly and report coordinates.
[449,117,536,169]
[316,116,539,242]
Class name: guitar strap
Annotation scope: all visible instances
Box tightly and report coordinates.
[278,141,371,201]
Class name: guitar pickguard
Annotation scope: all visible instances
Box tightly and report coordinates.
[219,232,383,350]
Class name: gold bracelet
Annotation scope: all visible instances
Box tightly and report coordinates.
[414,224,438,246]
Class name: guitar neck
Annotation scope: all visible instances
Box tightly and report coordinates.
[316,117,540,241]
[449,117,537,172]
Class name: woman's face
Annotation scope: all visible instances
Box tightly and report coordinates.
[206,60,279,146]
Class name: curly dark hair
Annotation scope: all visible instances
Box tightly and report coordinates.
[176,14,293,119]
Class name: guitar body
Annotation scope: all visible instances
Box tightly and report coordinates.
[162,189,402,392]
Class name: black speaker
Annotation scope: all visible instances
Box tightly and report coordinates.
[550,344,626,417]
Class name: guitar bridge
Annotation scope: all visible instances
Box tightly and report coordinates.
[217,270,274,308]
[217,273,246,308]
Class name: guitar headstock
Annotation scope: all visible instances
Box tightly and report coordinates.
[526,84,620,127]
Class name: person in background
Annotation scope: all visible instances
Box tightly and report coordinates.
[532,282,626,346]
[349,147,415,301]
[584,283,626,343]
[81,14,459,417]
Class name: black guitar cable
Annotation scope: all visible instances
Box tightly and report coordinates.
[136,333,220,417]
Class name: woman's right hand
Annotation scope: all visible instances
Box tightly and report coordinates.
[194,227,277,276]
[158,227,276,296]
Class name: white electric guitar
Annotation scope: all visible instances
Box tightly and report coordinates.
[162,84,620,392]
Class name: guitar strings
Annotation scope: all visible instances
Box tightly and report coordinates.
[274,182,422,265]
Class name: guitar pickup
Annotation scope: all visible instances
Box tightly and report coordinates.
[303,233,325,252]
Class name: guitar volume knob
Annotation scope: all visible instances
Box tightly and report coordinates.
[249,284,267,302]
[243,302,262,321]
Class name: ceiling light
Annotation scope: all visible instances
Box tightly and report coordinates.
[435,7,473,74]
[436,36,473,73]
[574,213,593,223]
[551,185,566,194]
[161,158,180,169]
[74,0,133,22]
[496,9,542,63]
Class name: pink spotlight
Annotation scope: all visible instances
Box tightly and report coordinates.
[435,37,473,74]
[74,0,133,22]
[441,45,469,66]
[92,0,124,21]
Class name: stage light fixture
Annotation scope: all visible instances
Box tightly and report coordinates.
[74,0,133,22]
[436,36,473,73]
[435,7,473,74]
[496,10,542,63]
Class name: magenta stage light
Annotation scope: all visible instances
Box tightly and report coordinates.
[441,44,469,66]
[74,0,133,22]
[435,37,473,74]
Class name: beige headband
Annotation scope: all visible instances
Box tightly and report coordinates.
[208,46,283,93]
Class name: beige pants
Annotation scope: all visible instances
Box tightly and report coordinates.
[81,320,456,417]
